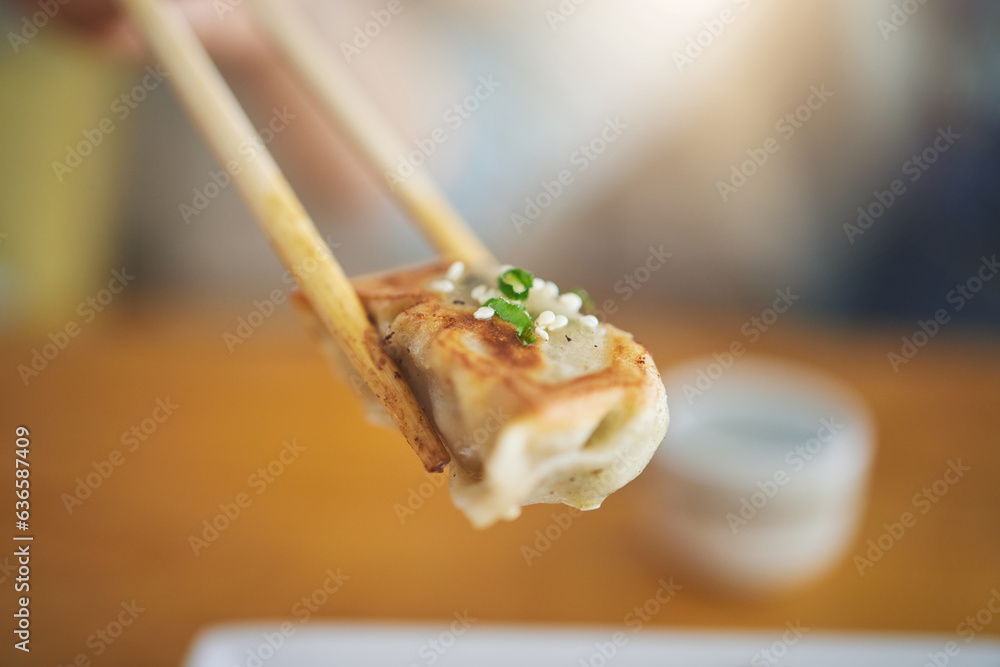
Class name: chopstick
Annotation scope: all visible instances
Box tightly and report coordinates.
[118,0,450,472]
[247,0,496,268]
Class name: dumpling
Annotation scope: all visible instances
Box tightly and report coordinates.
[342,260,669,528]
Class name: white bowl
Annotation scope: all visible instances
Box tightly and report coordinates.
[636,355,875,595]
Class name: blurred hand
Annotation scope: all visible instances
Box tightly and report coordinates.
[2,0,433,220]
[7,0,268,65]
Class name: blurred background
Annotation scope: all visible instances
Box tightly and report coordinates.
[1,0,998,665]
[2,0,998,328]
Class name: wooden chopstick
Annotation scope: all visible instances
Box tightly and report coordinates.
[118,0,450,472]
[248,0,496,268]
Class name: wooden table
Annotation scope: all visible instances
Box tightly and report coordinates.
[2,302,998,666]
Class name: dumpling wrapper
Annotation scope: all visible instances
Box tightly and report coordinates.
[319,261,668,528]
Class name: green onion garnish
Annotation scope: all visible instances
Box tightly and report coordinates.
[485,297,535,345]
[497,268,534,302]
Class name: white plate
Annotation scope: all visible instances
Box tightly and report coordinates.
[184,623,1000,667]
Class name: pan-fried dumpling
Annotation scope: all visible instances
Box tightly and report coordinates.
[345,260,669,528]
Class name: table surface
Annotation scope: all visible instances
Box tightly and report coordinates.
[2,302,998,666]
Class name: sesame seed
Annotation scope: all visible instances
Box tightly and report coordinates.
[550,314,569,330]
[471,284,489,303]
[559,292,583,311]
[474,306,495,320]
[534,327,549,341]
[580,315,599,328]
[446,261,465,282]
[535,310,556,327]
[429,279,454,293]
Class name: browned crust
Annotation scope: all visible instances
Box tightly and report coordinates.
[354,263,658,422]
